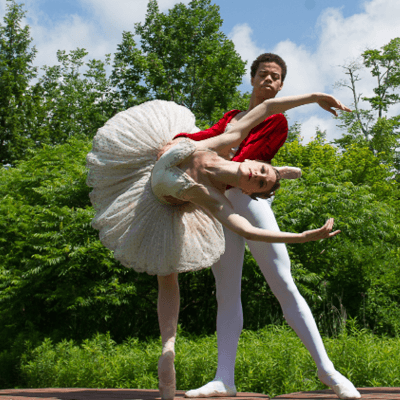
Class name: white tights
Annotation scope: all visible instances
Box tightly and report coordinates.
[212,188,336,387]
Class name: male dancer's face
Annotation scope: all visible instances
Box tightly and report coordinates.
[251,62,284,102]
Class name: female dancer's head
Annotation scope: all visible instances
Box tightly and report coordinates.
[237,159,281,200]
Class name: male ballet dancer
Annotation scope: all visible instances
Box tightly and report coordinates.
[175,54,360,400]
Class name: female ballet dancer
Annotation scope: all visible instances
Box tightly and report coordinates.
[86,92,350,400]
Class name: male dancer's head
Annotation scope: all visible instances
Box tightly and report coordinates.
[248,53,286,109]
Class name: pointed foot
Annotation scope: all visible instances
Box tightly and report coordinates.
[318,371,361,399]
[275,166,302,180]
[159,351,176,400]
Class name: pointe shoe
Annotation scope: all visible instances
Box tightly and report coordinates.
[158,351,176,400]
[275,166,302,180]
[318,371,361,399]
[185,380,237,398]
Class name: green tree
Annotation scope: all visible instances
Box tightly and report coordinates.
[0,0,38,165]
[334,38,400,173]
[111,0,246,122]
[286,121,302,143]
[0,138,161,351]
[1,134,399,358]
[274,136,400,335]
[31,49,120,145]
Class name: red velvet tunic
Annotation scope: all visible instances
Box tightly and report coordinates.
[173,110,288,163]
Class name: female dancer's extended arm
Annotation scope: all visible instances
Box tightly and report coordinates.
[195,93,351,155]
[183,185,340,243]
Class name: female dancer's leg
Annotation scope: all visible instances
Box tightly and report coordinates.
[157,273,180,400]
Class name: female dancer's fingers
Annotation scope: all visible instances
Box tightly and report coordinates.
[322,218,333,232]
[302,218,340,242]
[318,220,340,240]
[328,230,341,238]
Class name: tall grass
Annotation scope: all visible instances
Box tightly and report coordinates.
[19,326,400,398]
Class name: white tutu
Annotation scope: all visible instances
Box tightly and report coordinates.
[86,100,225,276]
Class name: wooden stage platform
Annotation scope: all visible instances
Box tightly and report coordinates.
[0,388,399,400]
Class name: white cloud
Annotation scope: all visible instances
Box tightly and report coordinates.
[0,0,5,17]
[228,23,266,82]
[273,40,325,97]
[80,0,153,33]
[13,0,194,77]
[230,0,400,143]
[315,0,400,83]
[80,0,192,34]
[29,14,108,71]
[296,114,342,144]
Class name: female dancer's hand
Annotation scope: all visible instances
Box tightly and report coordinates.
[300,218,341,242]
[315,93,352,116]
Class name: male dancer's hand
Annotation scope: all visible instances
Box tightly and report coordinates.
[315,93,352,116]
[300,218,341,242]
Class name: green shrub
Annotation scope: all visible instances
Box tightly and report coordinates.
[19,327,400,397]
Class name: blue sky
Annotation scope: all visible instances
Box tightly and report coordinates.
[219,0,364,50]
[1,0,399,142]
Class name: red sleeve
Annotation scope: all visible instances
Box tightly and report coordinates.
[173,110,241,141]
[231,114,288,163]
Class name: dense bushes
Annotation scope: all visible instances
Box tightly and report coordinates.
[273,136,400,335]
[16,327,400,397]
[1,135,399,359]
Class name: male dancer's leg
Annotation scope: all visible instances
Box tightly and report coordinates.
[230,189,360,398]
[229,189,336,375]
[184,218,244,397]
[186,188,360,399]
[213,225,245,387]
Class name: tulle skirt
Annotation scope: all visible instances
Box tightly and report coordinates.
[86,100,225,276]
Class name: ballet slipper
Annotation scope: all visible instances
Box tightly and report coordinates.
[185,380,237,398]
[158,350,176,400]
[318,371,361,399]
[274,166,302,180]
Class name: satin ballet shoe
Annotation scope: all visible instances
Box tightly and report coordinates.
[318,371,361,399]
[158,351,176,400]
[185,380,237,398]
[274,166,302,180]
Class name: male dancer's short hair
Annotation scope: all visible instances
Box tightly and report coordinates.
[250,53,287,82]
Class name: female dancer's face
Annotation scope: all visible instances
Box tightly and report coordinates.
[238,160,278,196]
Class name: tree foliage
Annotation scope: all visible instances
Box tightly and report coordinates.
[1,134,399,361]
[1,0,246,164]
[0,138,162,352]
[1,2,400,387]
[274,136,400,336]
[111,0,246,122]
[31,49,119,145]
[334,38,400,174]
[0,0,37,164]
